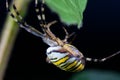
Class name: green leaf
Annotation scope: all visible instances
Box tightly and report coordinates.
[45,0,88,29]
[70,70,120,80]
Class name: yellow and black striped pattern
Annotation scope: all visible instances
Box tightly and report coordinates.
[46,46,85,72]
[54,57,84,72]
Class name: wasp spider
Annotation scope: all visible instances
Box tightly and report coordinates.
[6,0,120,72]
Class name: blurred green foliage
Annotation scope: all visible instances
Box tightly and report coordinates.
[70,70,120,80]
[45,0,88,29]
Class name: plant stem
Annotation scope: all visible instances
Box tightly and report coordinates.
[0,0,31,79]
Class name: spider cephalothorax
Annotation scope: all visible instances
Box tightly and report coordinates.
[6,0,120,72]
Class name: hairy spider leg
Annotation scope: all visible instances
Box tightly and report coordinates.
[35,0,65,45]
[86,50,120,62]
[6,0,44,38]
[35,0,75,43]
[35,0,53,36]
[62,27,76,43]
[35,0,46,28]
[35,0,59,39]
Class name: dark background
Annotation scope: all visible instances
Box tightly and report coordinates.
[0,0,120,80]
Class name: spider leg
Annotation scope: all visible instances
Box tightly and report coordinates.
[62,27,69,43]
[12,4,23,20]
[35,0,57,32]
[35,0,46,27]
[62,27,75,43]
[86,51,120,62]
[6,0,44,38]
[46,57,52,63]
[35,0,64,46]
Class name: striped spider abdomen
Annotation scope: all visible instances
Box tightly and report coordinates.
[46,45,85,72]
